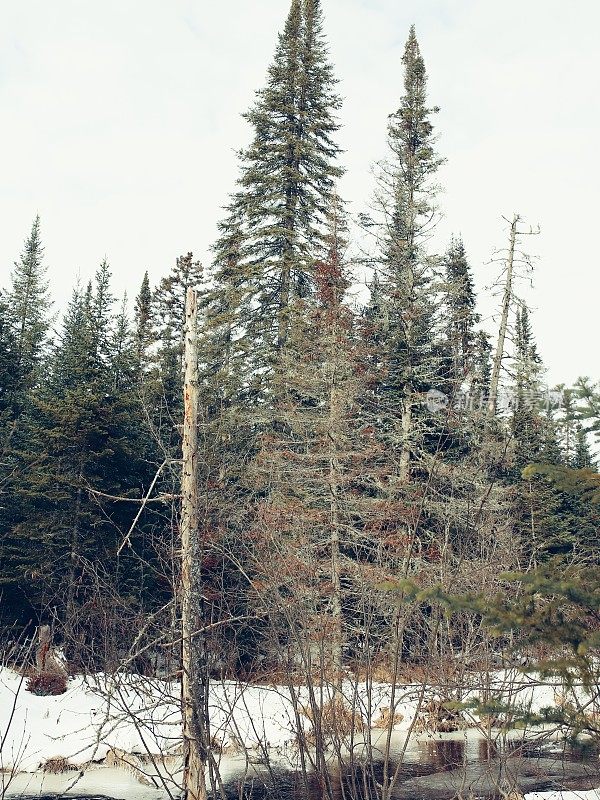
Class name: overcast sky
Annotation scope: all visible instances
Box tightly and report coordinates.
[0,0,598,386]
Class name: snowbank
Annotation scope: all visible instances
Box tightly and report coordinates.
[0,666,588,781]
[2,766,167,800]
[0,668,416,773]
[0,670,179,772]
[526,793,600,800]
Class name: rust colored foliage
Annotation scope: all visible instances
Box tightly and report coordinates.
[27,672,68,696]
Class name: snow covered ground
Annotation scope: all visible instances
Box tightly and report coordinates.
[0,668,424,773]
[0,666,595,798]
[526,794,600,800]
[2,766,167,800]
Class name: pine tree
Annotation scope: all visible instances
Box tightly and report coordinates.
[134,271,155,373]
[367,26,444,483]
[573,423,595,470]
[511,304,544,469]
[443,237,479,386]
[7,216,52,387]
[210,0,343,390]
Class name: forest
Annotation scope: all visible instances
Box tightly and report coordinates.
[1,2,599,800]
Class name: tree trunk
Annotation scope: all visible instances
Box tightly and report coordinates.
[488,215,519,416]
[181,288,207,800]
[328,366,343,691]
[399,401,412,484]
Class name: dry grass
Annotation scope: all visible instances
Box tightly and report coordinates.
[414,698,467,733]
[41,756,77,773]
[373,705,405,729]
[104,749,154,786]
[300,696,358,737]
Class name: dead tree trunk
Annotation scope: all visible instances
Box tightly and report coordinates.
[327,355,343,691]
[487,215,519,416]
[181,287,207,800]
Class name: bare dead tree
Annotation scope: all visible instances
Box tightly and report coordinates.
[181,287,207,800]
[487,214,540,416]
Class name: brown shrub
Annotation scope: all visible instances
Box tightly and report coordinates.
[373,705,405,729]
[41,756,76,773]
[27,672,68,696]
[301,696,358,738]
[414,698,466,733]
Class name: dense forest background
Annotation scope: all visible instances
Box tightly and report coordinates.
[1,0,598,681]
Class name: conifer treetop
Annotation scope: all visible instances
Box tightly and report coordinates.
[388,26,444,183]
[210,0,345,387]
[8,215,52,377]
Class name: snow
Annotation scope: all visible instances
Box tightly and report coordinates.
[525,793,600,800]
[0,668,417,772]
[1,666,598,798]
[0,670,179,772]
[2,766,167,800]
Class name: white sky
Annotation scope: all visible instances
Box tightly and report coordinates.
[0,0,598,386]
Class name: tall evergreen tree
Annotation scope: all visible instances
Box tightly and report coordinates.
[511,304,544,469]
[91,258,115,373]
[0,220,52,626]
[210,0,343,390]
[443,237,479,386]
[366,26,444,483]
[6,216,52,386]
[506,306,579,564]
[134,271,155,374]
[197,5,347,672]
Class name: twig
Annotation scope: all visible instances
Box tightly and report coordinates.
[117,460,169,555]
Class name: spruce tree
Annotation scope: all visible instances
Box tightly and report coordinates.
[0,219,52,626]
[511,304,544,469]
[2,266,162,650]
[471,330,492,411]
[0,291,21,442]
[506,306,580,563]
[91,258,115,373]
[112,295,135,392]
[443,237,479,386]
[134,271,155,373]
[366,26,443,483]
[198,5,346,672]
[558,388,579,465]
[7,216,52,386]
[210,0,343,388]
[573,423,595,470]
